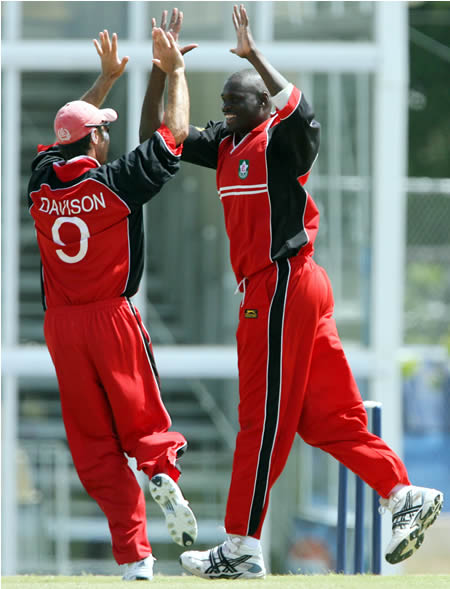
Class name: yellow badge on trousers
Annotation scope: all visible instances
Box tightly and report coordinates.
[244,309,258,319]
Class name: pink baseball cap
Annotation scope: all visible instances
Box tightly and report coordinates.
[54,100,118,144]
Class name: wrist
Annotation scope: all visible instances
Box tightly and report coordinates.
[98,72,116,86]
[245,47,262,64]
[152,63,167,76]
[167,66,185,76]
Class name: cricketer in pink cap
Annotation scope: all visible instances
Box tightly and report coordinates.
[54,100,118,144]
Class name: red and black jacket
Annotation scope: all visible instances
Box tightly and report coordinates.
[28,125,181,309]
[182,85,320,284]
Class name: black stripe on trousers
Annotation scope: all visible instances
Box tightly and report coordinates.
[247,259,290,536]
[126,298,161,389]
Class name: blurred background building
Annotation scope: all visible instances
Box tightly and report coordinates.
[2,0,449,577]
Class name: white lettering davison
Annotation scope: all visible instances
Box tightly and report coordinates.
[71,199,81,214]
[59,200,70,215]
[92,192,105,209]
[49,200,59,215]
[39,192,107,216]
[39,197,50,213]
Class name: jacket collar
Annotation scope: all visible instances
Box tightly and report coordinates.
[53,155,100,182]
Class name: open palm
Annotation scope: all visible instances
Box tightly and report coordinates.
[230,4,255,58]
[93,30,129,80]
[152,8,197,60]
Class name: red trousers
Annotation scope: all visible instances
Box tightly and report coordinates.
[225,256,410,538]
[44,297,186,564]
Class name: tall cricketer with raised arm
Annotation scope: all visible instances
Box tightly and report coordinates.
[144,4,443,579]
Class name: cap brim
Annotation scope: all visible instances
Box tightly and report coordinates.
[99,108,118,123]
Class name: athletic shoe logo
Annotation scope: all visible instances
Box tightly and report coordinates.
[392,491,422,530]
[205,546,262,578]
[238,160,249,179]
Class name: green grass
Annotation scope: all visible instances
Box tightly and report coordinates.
[3,575,450,589]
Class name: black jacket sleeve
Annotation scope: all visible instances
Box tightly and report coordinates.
[30,144,64,173]
[181,121,229,170]
[28,145,65,207]
[270,89,320,178]
[93,130,182,208]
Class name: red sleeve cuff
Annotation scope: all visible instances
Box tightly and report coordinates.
[298,171,311,186]
[276,86,302,120]
[156,123,183,156]
[37,142,58,153]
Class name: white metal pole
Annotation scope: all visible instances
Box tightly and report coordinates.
[127,2,149,324]
[254,0,273,43]
[371,1,409,574]
[256,3,273,572]
[1,0,22,575]
[125,2,150,489]
[328,73,343,304]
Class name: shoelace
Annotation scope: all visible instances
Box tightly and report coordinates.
[391,491,423,530]
[378,496,389,515]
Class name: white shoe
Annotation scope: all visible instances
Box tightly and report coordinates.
[180,535,266,579]
[149,473,197,547]
[122,555,154,581]
[383,485,444,564]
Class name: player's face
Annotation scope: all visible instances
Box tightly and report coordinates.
[221,78,268,138]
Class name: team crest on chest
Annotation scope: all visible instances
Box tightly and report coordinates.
[238,159,249,179]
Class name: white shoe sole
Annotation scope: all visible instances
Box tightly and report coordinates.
[122,572,153,581]
[385,491,443,564]
[149,474,197,547]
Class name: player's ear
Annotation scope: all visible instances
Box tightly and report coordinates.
[90,128,100,145]
[261,91,271,110]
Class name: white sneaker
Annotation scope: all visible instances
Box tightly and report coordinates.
[383,485,444,564]
[149,473,197,547]
[180,536,266,579]
[122,555,154,581]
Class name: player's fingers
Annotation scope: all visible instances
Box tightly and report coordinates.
[111,32,118,54]
[118,56,129,73]
[103,29,111,50]
[233,4,240,25]
[241,5,249,27]
[160,10,168,30]
[169,7,178,31]
[151,17,156,30]
[166,31,177,49]
[232,11,239,31]
[174,9,183,33]
[100,31,109,54]
[180,43,198,55]
[93,38,103,56]
[100,31,108,54]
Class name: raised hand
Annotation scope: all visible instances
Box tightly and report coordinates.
[152,28,185,74]
[93,30,129,80]
[152,8,197,60]
[230,4,256,58]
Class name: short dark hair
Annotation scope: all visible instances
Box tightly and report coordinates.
[59,131,93,161]
[227,69,268,96]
